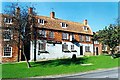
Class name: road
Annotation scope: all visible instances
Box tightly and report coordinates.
[58,67,119,78]
[33,67,119,80]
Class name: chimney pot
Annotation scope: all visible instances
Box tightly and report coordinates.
[84,19,88,25]
[50,12,55,19]
[16,7,20,15]
[28,7,33,14]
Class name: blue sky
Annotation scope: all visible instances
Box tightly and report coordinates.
[1,2,118,32]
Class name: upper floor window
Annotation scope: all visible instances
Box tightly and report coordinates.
[38,19,44,25]
[4,18,12,24]
[70,34,75,41]
[62,33,69,40]
[86,36,90,42]
[39,30,46,37]
[49,31,54,38]
[83,26,88,31]
[85,46,90,52]
[60,22,67,28]
[3,30,12,41]
[3,44,12,57]
[94,41,99,44]
[79,35,84,42]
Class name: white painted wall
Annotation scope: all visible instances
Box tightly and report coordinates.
[30,40,93,61]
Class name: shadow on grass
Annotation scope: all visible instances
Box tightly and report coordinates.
[31,57,88,67]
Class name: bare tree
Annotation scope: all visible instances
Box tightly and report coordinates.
[3,2,37,68]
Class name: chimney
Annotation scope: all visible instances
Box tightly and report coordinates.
[83,19,88,25]
[28,7,33,14]
[16,7,20,16]
[50,12,55,19]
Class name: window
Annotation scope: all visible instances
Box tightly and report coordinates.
[102,45,107,51]
[38,42,46,51]
[3,30,12,41]
[79,35,83,42]
[71,45,74,51]
[62,33,69,40]
[39,30,46,37]
[38,19,44,25]
[60,23,67,28]
[3,45,12,57]
[86,36,90,42]
[94,41,99,44]
[83,26,88,31]
[85,46,90,52]
[49,31,54,38]
[62,43,68,51]
[4,18,12,24]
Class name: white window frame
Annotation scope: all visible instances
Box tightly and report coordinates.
[39,30,46,37]
[38,42,46,51]
[94,41,99,44]
[71,45,75,51]
[3,29,12,41]
[85,46,90,52]
[49,31,54,38]
[4,18,13,24]
[86,36,90,42]
[60,22,67,28]
[3,45,12,57]
[79,35,83,42]
[102,45,107,51]
[83,26,88,31]
[38,19,45,25]
[62,33,69,40]
[62,43,68,51]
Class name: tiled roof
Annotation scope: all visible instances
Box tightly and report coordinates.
[36,15,93,35]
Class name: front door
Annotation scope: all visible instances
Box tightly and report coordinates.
[96,47,99,55]
[80,46,83,55]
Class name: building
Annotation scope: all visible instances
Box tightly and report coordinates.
[1,7,95,62]
[29,8,94,61]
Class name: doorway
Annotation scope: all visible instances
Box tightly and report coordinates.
[96,47,99,55]
[80,46,83,55]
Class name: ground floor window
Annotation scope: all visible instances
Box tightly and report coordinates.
[71,45,74,51]
[62,43,68,51]
[3,45,12,57]
[38,42,46,51]
[85,46,90,52]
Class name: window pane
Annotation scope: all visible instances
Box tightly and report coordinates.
[3,45,12,57]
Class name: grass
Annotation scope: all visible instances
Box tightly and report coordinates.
[2,55,119,78]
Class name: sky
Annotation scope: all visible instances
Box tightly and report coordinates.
[1,2,118,32]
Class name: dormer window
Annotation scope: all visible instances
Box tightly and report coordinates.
[38,19,44,25]
[60,22,67,28]
[83,26,88,31]
[4,18,12,24]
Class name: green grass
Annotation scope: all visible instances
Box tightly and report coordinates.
[2,55,119,78]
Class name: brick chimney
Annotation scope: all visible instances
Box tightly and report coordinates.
[50,12,55,19]
[28,7,33,14]
[83,19,88,25]
[16,7,20,16]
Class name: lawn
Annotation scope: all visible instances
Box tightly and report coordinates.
[2,55,119,78]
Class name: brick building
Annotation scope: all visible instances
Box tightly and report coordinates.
[1,7,103,62]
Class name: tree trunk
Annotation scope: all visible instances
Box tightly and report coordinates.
[23,45,31,68]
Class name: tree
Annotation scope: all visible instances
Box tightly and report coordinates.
[93,24,120,54]
[3,3,37,68]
